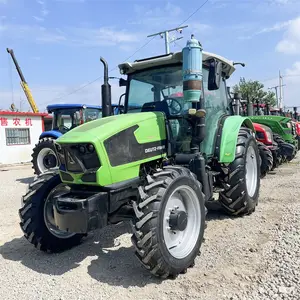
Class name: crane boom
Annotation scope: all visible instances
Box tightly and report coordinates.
[6,48,39,113]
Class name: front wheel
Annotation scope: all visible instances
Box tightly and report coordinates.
[19,172,85,252]
[31,137,59,175]
[219,127,261,216]
[257,141,273,178]
[131,166,206,278]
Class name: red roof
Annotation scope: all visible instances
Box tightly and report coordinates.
[0,111,48,117]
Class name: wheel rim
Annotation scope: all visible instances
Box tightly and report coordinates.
[245,145,258,198]
[43,184,75,239]
[37,148,58,173]
[163,185,201,259]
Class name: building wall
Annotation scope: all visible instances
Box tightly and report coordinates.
[0,113,44,164]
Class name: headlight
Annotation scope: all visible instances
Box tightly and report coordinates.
[287,122,292,128]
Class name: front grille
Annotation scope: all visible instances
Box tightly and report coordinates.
[55,143,101,174]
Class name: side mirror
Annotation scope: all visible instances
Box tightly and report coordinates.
[208,59,222,91]
[119,78,127,87]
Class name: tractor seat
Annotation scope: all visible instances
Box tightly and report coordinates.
[141,100,170,117]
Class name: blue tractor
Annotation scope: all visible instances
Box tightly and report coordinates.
[32,103,118,175]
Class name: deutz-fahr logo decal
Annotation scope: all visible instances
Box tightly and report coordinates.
[145,145,166,153]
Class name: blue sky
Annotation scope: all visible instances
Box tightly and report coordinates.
[1,0,300,112]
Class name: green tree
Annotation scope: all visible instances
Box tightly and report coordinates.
[232,77,277,107]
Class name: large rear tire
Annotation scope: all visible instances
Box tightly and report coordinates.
[19,172,85,252]
[257,141,273,178]
[130,166,206,278]
[219,127,260,216]
[31,137,58,175]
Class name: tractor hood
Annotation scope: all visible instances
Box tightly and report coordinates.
[250,115,291,123]
[56,112,165,144]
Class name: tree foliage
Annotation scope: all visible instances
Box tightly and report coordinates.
[232,77,277,107]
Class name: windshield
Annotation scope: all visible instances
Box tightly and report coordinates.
[52,108,102,133]
[126,64,228,116]
[84,108,102,121]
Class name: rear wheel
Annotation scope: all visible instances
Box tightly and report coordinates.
[257,141,273,178]
[19,172,85,252]
[31,137,58,175]
[131,166,206,278]
[219,127,260,216]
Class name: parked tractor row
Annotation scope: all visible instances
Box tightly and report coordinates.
[19,36,298,279]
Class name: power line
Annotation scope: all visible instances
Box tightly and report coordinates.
[177,0,210,27]
[50,0,210,103]
[260,74,300,83]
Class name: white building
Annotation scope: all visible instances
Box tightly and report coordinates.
[0,111,48,165]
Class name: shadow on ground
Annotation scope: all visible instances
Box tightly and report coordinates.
[16,177,35,184]
[0,222,162,288]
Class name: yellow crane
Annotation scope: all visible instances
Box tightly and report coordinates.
[6,48,39,113]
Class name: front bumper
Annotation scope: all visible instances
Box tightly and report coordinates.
[53,190,108,234]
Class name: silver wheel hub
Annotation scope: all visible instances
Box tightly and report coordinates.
[163,185,201,259]
[245,145,258,198]
[37,147,58,173]
[43,184,75,239]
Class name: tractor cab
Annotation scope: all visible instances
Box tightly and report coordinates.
[118,51,234,156]
[47,104,103,134]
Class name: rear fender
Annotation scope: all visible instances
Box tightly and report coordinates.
[219,116,255,163]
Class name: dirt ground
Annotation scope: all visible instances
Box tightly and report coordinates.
[0,156,299,300]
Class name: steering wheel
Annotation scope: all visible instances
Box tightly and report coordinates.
[164,97,182,115]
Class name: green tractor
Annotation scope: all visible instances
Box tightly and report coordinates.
[240,101,298,163]
[249,114,297,162]
[19,37,261,278]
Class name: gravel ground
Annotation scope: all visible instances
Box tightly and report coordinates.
[0,156,299,300]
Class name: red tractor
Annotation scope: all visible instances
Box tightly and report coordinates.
[253,122,280,174]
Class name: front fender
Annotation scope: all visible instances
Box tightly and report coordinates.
[39,130,62,139]
[219,116,255,163]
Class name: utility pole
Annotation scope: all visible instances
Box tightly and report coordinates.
[147,25,188,54]
[279,70,283,109]
[268,83,286,108]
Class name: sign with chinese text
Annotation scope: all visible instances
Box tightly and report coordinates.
[0,117,33,127]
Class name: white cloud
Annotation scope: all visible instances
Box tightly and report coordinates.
[276,16,300,54]
[53,0,85,2]
[130,2,182,27]
[33,16,44,22]
[0,82,125,112]
[257,20,292,34]
[41,9,49,16]
[188,22,212,35]
[239,19,293,40]
[0,23,141,47]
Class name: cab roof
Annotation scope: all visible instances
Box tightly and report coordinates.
[46,103,118,114]
[118,51,236,79]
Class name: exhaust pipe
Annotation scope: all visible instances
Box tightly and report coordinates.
[100,57,112,118]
